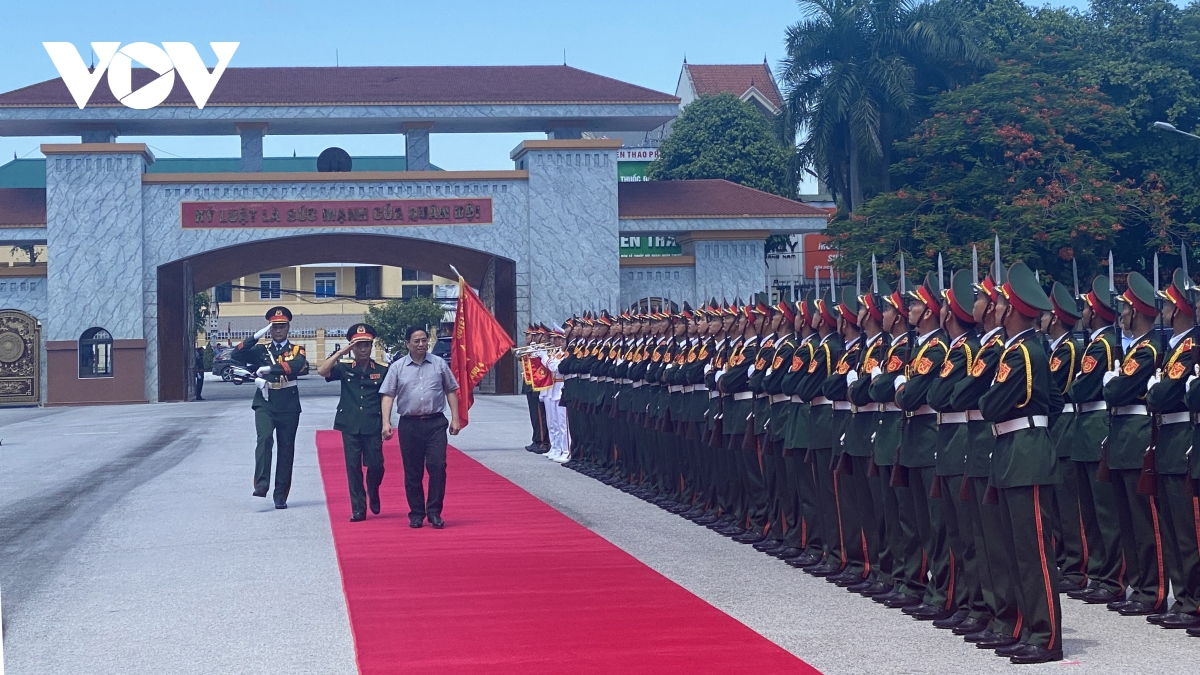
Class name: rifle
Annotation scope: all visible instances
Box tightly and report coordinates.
[890,252,912,489]
[1097,251,1122,483]
[1138,255,1164,495]
[868,255,882,478]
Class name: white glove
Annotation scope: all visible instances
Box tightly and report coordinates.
[870,366,882,378]
[893,375,907,391]
[255,366,272,377]
[254,377,270,401]
[845,370,859,386]
[254,324,272,340]
[1146,375,1161,391]
[1102,368,1119,385]
[747,363,756,376]
[1188,374,1198,392]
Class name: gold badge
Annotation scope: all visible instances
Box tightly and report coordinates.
[754,358,767,370]
[1081,355,1097,374]
[687,351,697,363]
[698,348,709,360]
[1169,361,1187,379]
[886,355,903,373]
[790,356,804,372]
[772,355,784,370]
[863,357,879,373]
[652,351,661,363]
[996,361,1011,382]
[1049,357,1061,372]
[837,360,850,375]
[970,358,987,377]
[1122,358,1138,376]
[808,358,820,373]
[916,356,934,375]
[940,360,954,377]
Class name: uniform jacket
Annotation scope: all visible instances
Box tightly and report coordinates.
[232,337,307,413]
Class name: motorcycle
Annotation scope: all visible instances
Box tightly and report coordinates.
[226,364,256,385]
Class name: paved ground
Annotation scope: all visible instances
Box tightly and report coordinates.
[1,392,1196,674]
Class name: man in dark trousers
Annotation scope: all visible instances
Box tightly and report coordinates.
[231,306,307,509]
[194,347,206,401]
[318,323,387,522]
[380,326,462,529]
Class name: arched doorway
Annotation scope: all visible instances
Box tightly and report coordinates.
[157,233,516,402]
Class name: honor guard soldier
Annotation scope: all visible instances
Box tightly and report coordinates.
[232,306,307,509]
[317,323,387,522]
[1103,271,1168,617]
[1067,276,1126,606]
[825,287,867,588]
[1150,269,1200,630]
[978,262,1062,664]
[1044,282,1086,592]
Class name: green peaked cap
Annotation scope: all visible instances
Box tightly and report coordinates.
[1050,281,1082,320]
[1003,262,1052,316]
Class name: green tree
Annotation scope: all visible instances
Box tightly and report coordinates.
[363,296,447,356]
[829,62,1174,283]
[646,93,795,197]
[193,292,210,336]
[781,0,983,212]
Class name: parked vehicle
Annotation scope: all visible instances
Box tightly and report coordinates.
[212,347,238,380]
[432,335,452,360]
[226,363,256,385]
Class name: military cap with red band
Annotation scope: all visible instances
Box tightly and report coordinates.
[909,272,941,313]
[1159,268,1195,317]
[266,306,292,323]
[944,270,976,324]
[999,262,1052,319]
[777,299,796,323]
[1049,281,1082,326]
[1082,276,1117,323]
[838,287,860,327]
[1118,271,1158,318]
[859,278,890,323]
[346,323,377,344]
[818,290,838,327]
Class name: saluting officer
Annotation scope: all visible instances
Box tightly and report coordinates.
[232,306,307,509]
[317,323,387,522]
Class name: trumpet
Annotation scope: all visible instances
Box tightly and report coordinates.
[512,344,547,355]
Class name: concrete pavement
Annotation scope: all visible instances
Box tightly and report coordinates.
[1,389,1196,674]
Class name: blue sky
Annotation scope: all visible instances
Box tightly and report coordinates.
[0,0,1097,170]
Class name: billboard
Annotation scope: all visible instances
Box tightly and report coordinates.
[617,147,659,183]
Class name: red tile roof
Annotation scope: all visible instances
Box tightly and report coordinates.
[0,66,679,108]
[685,63,783,110]
[0,189,46,226]
[618,180,828,219]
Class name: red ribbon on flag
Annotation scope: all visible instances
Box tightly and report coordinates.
[451,276,515,427]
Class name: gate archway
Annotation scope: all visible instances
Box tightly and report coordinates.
[156,233,516,402]
[0,309,41,406]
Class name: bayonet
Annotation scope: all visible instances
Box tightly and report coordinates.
[972,245,979,284]
[1072,257,1080,299]
[871,254,879,295]
[1183,240,1191,282]
[994,235,1002,282]
[1035,270,1040,283]
[856,262,862,297]
[937,253,944,292]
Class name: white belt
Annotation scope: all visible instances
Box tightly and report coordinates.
[1061,403,1075,413]
[833,401,852,411]
[564,374,577,379]
[882,403,903,413]
[1113,405,1148,416]
[693,384,708,392]
[756,392,770,399]
[580,374,591,380]
[619,378,633,384]
[968,410,985,421]
[910,404,937,416]
[669,385,684,393]
[940,412,968,424]
[812,396,833,406]
[268,379,297,390]
[603,377,615,383]
[1078,401,1107,413]
[733,391,754,401]
[790,395,803,403]
[631,381,643,388]
[682,385,695,393]
[1161,411,1191,425]
[770,393,790,404]
[710,391,721,399]
[993,415,1049,437]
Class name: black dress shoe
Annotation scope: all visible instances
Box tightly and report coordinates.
[409,518,423,528]
[274,499,287,509]
[884,594,921,609]
[912,605,955,622]
[964,629,996,643]
[995,641,1029,657]
[1082,588,1121,604]
[1187,623,1200,636]
[773,547,803,560]
[1066,586,1096,600]
[787,552,821,567]
[1009,644,1062,664]
[952,617,987,636]
[1117,601,1155,616]
[252,489,267,498]
[1058,578,1085,593]
[805,562,840,577]
[350,512,366,522]
[525,442,540,452]
[976,634,1018,649]
[1159,613,1200,629]
[846,579,875,594]
[368,488,381,515]
[754,538,784,552]
[873,589,903,604]
[860,581,893,597]
[1146,612,1174,625]
[932,609,968,628]
[902,602,935,616]
[1106,599,1133,612]
[428,515,445,529]
[733,531,766,544]
[827,572,861,586]
[693,514,720,526]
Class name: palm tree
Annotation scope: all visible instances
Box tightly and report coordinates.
[781,0,982,212]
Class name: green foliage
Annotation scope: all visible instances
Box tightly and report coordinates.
[193,292,210,336]
[203,344,214,371]
[363,296,447,356]
[647,93,794,197]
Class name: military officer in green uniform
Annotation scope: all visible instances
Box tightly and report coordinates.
[1150,269,1200,630]
[232,306,308,509]
[317,323,387,522]
[978,262,1062,664]
[1103,271,1168,617]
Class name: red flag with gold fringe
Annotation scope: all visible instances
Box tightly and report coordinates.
[451,275,515,427]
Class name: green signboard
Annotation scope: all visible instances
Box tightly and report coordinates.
[620,235,681,257]
[616,148,659,183]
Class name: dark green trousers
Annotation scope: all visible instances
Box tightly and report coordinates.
[838,456,877,580]
[874,472,905,591]
[907,466,951,610]
[341,431,384,516]
[1075,459,1128,595]
[798,450,825,557]
[526,388,549,446]
[812,447,842,567]
[968,477,1020,637]
[997,485,1063,652]
[1159,473,1200,614]
[781,451,808,548]
[1110,468,1168,611]
[1052,457,1088,588]
[942,475,982,619]
[254,408,300,501]
[891,479,925,600]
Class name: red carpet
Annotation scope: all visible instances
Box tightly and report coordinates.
[316,431,820,675]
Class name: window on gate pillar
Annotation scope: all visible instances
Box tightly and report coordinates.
[79,327,113,378]
[259,273,282,300]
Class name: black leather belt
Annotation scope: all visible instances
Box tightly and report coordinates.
[400,413,443,421]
